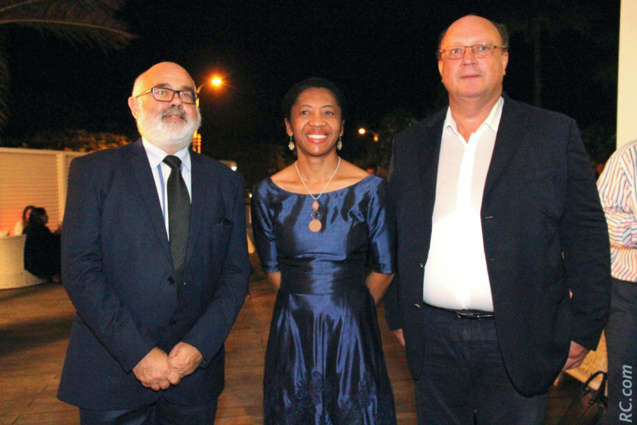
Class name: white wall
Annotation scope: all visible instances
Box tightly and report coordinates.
[617,0,637,148]
[0,148,84,234]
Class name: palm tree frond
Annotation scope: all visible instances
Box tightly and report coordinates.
[0,0,134,49]
[0,0,134,134]
[0,0,126,16]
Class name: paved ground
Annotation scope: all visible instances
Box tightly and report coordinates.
[0,258,581,424]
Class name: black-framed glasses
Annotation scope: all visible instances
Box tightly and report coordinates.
[135,87,198,104]
[438,43,507,60]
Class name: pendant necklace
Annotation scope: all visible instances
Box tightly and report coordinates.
[295,157,341,232]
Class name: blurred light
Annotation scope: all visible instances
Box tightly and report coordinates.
[358,127,379,142]
[220,160,238,171]
[212,77,223,87]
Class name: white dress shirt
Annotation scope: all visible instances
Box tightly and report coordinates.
[141,139,192,239]
[423,97,504,311]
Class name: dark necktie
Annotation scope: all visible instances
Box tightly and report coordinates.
[163,155,190,298]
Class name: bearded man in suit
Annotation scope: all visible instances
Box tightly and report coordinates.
[385,15,611,424]
[57,62,249,425]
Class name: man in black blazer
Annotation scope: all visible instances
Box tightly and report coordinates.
[385,15,611,424]
[57,62,249,424]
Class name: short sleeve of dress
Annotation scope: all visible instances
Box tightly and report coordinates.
[366,179,396,275]
[251,181,280,273]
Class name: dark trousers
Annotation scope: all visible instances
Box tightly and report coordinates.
[414,305,548,425]
[602,278,637,425]
[79,398,218,425]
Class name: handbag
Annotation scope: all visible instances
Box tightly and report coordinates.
[557,371,608,425]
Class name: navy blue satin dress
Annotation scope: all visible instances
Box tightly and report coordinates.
[251,175,397,425]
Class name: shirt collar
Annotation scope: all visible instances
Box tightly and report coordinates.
[141,138,191,172]
[443,96,505,136]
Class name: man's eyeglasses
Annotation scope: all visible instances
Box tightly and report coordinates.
[438,43,507,60]
[135,87,198,104]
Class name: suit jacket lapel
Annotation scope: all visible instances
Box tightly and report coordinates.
[185,152,221,269]
[130,139,172,264]
[420,112,445,226]
[409,111,445,269]
[483,97,527,197]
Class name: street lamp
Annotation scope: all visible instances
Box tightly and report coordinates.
[192,76,224,153]
[358,127,379,142]
[197,76,224,98]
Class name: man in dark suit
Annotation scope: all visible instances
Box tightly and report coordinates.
[385,15,611,424]
[57,62,250,424]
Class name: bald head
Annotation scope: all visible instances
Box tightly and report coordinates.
[132,62,196,97]
[128,62,201,154]
[438,15,508,55]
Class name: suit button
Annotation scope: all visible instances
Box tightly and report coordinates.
[414,303,422,309]
[167,277,175,285]
[169,319,177,326]
[419,263,424,269]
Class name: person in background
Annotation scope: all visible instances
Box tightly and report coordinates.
[385,14,611,424]
[252,77,397,424]
[13,205,34,236]
[597,139,637,425]
[23,206,60,282]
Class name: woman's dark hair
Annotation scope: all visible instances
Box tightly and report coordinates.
[27,207,47,226]
[22,205,35,223]
[281,77,348,122]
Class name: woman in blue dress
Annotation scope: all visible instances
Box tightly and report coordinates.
[251,78,397,424]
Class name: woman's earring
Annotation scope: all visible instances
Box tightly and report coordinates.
[336,136,343,151]
[288,135,295,151]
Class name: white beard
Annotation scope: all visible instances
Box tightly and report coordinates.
[136,105,201,152]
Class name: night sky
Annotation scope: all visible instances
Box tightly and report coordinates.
[2,1,620,162]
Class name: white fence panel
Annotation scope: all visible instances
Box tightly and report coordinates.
[0,148,85,234]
